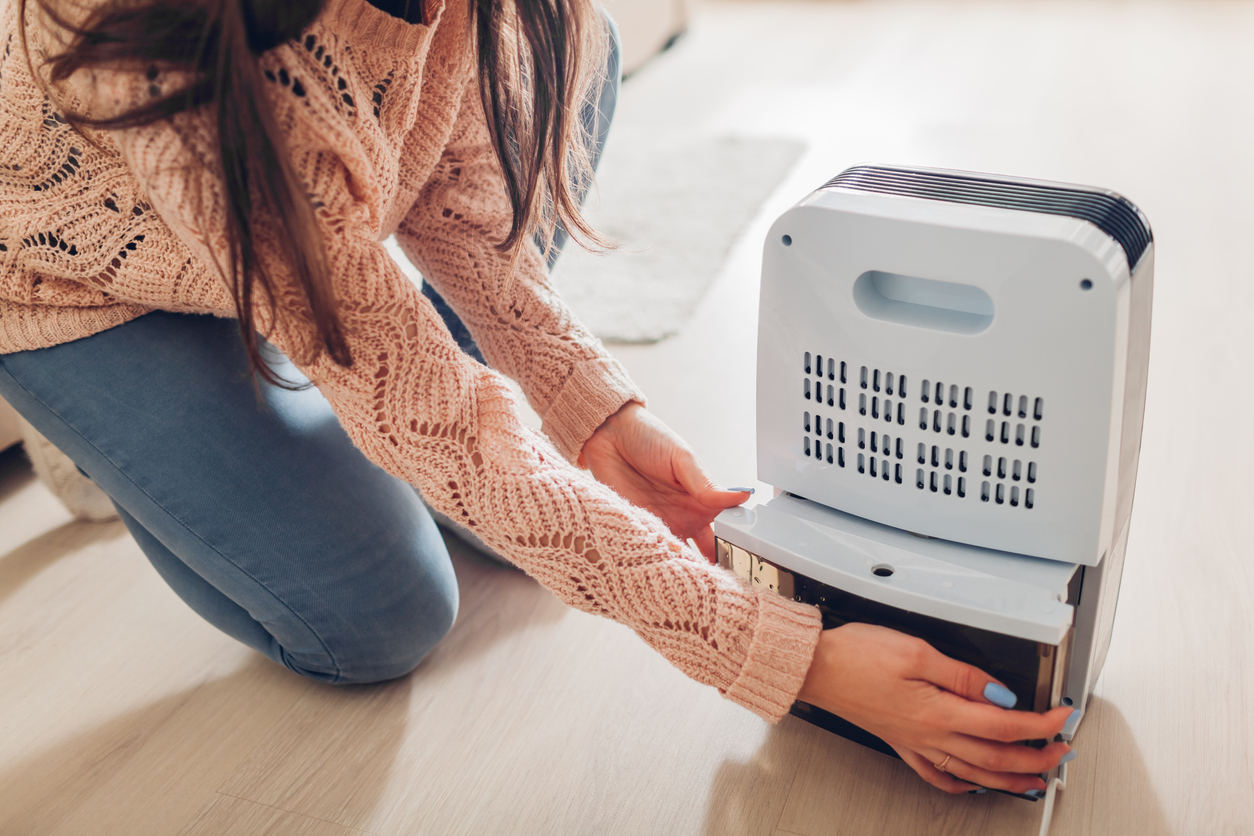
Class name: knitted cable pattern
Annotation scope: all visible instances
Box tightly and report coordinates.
[0,0,821,718]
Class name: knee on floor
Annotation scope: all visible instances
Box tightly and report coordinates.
[283,580,460,685]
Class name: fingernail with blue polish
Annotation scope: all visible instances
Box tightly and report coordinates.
[728,487,755,494]
[968,788,988,795]
[1062,709,1082,736]
[984,682,1018,709]
[1025,789,1045,800]
[1058,750,1077,765]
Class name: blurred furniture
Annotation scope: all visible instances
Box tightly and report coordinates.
[0,395,117,521]
[604,0,689,76]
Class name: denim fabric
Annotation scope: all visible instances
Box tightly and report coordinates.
[0,15,621,684]
[0,313,459,682]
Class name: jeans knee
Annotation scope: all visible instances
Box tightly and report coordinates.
[335,579,459,685]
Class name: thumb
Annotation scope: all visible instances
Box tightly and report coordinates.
[920,644,1021,709]
[671,448,723,499]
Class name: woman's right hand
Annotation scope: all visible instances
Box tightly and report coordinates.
[798,622,1075,795]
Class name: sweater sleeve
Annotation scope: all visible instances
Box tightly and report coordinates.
[392,79,643,462]
[92,64,822,723]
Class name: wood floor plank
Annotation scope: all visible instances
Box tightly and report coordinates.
[179,794,373,836]
[217,546,808,835]
[4,2,1254,835]
[0,485,312,835]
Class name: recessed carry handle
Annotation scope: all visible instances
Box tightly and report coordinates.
[852,270,994,335]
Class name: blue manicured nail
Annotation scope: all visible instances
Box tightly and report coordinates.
[1062,709,1082,736]
[967,788,987,795]
[728,487,755,494]
[1025,789,1045,800]
[1058,750,1077,765]
[984,682,1017,709]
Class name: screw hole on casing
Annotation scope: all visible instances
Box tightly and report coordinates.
[871,564,894,578]
[782,234,793,246]
[1080,279,1093,290]
[1062,696,1074,706]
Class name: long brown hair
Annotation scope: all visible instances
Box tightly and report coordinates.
[22,0,606,384]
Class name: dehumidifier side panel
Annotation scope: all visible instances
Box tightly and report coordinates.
[1114,246,1155,542]
[1062,515,1131,718]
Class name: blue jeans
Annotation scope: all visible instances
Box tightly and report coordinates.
[0,19,621,684]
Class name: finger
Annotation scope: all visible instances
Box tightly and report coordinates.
[939,736,1071,779]
[693,525,717,561]
[914,646,1073,739]
[892,744,980,795]
[671,449,724,500]
[917,643,1022,708]
[930,695,1074,743]
[917,748,1049,796]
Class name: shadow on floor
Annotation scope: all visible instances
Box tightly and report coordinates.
[0,517,128,607]
[0,658,339,836]
[0,444,33,505]
[701,696,1172,836]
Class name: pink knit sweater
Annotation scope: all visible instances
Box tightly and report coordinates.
[0,0,821,719]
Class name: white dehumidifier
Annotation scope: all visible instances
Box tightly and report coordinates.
[714,165,1153,810]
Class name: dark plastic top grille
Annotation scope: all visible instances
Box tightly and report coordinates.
[822,165,1153,271]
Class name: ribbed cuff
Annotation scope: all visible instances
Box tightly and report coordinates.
[722,592,823,722]
[543,356,645,462]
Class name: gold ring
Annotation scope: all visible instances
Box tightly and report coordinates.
[934,754,952,773]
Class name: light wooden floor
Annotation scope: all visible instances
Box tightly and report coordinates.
[4,1,1254,833]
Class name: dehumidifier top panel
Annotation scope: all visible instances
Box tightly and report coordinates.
[823,165,1153,272]
[757,166,1153,565]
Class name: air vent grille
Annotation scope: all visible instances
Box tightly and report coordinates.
[801,351,1042,511]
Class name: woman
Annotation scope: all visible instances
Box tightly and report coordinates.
[0,0,1074,796]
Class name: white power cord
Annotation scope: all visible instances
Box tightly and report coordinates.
[1036,761,1067,836]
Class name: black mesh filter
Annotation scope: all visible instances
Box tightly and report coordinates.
[822,165,1153,271]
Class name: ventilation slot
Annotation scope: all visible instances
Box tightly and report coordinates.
[798,353,1012,506]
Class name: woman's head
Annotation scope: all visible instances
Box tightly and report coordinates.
[26,0,607,384]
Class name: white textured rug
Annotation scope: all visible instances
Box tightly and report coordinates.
[551,131,805,343]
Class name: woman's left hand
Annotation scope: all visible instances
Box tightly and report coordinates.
[579,402,750,560]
